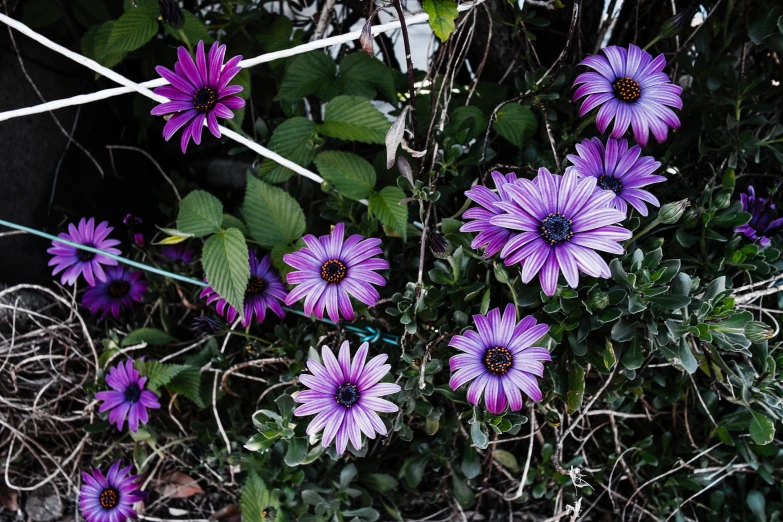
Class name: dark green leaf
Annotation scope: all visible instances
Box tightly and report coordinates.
[177,190,224,237]
[493,103,537,147]
[122,328,176,347]
[243,175,306,246]
[202,228,249,316]
[369,187,409,241]
[315,151,376,200]
[258,118,319,183]
[318,96,390,144]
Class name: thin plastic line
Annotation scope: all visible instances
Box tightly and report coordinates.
[0,219,398,345]
[0,0,485,123]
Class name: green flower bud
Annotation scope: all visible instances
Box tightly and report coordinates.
[659,199,691,225]
[745,321,774,343]
[588,290,610,310]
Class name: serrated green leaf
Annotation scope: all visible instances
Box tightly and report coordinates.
[369,186,408,241]
[243,175,306,246]
[315,151,376,200]
[422,0,459,41]
[277,52,337,101]
[493,103,538,147]
[318,96,390,144]
[567,362,585,414]
[202,228,249,317]
[242,472,278,522]
[82,22,126,69]
[122,328,176,347]
[177,190,224,237]
[258,118,319,183]
[339,53,397,102]
[168,367,204,407]
[134,360,185,390]
[106,9,159,54]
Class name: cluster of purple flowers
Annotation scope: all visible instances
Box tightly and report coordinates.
[47,217,148,319]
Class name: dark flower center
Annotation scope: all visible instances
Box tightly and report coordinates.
[261,507,277,520]
[320,259,348,284]
[77,249,96,262]
[109,280,130,297]
[193,87,217,112]
[598,174,623,194]
[613,77,641,103]
[99,488,119,509]
[334,383,360,408]
[246,275,266,294]
[484,346,513,375]
[124,383,142,403]
[540,213,574,245]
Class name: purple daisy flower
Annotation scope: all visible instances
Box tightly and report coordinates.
[735,186,783,247]
[200,250,287,327]
[293,341,401,455]
[159,243,196,264]
[82,265,148,319]
[460,171,520,257]
[565,137,665,216]
[283,223,389,323]
[490,168,632,296]
[573,44,683,146]
[95,360,161,432]
[80,460,147,522]
[449,304,551,414]
[151,40,245,153]
[47,218,122,287]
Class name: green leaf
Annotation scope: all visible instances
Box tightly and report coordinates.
[444,106,488,141]
[277,52,337,101]
[134,360,185,391]
[461,447,481,479]
[747,490,767,522]
[422,0,459,41]
[451,473,475,508]
[177,190,224,237]
[202,228,249,317]
[168,367,204,407]
[567,362,585,414]
[318,96,390,144]
[749,410,775,445]
[285,437,309,466]
[122,328,176,347]
[493,103,538,148]
[645,294,691,310]
[258,117,319,183]
[493,449,520,472]
[106,8,159,54]
[82,22,126,69]
[364,473,398,492]
[242,472,277,522]
[369,187,409,241]
[339,53,397,102]
[315,151,376,200]
[243,175,306,246]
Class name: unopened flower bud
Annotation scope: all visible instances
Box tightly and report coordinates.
[159,0,184,29]
[681,208,700,228]
[659,199,690,224]
[714,189,732,209]
[745,321,774,343]
[660,6,697,39]
[588,290,609,310]
[428,230,452,259]
[360,19,374,56]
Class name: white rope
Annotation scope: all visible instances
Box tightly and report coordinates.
[0,0,485,192]
[0,0,484,122]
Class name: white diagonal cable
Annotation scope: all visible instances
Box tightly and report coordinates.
[0,0,484,122]
[0,11,325,184]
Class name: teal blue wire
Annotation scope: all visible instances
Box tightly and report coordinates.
[0,218,399,345]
